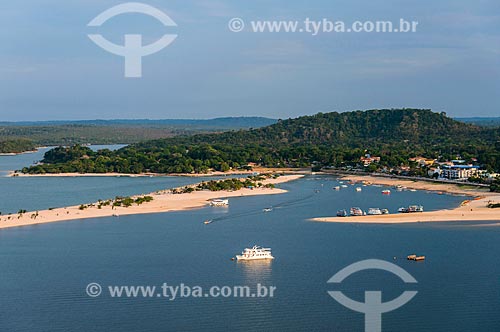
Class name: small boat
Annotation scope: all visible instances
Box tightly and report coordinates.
[350,207,364,216]
[236,245,274,261]
[204,219,213,225]
[210,199,229,206]
[341,185,348,188]
[407,254,425,261]
[333,186,341,191]
[355,187,362,192]
[382,189,391,195]
[263,208,273,212]
[398,205,424,213]
[381,209,390,214]
[367,208,382,215]
[408,205,424,212]
[336,209,348,217]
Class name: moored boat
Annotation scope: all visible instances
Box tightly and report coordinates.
[408,205,424,212]
[336,209,348,217]
[407,254,425,261]
[210,199,229,206]
[350,207,364,216]
[398,205,424,213]
[382,189,391,195]
[367,208,382,215]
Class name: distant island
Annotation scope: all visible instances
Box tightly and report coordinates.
[16,109,500,191]
[0,117,277,154]
[0,139,38,154]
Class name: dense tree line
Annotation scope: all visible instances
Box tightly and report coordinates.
[0,118,276,151]
[21,109,500,175]
[0,139,37,154]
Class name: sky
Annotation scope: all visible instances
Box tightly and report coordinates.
[0,0,499,120]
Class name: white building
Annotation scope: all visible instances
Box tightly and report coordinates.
[441,165,482,180]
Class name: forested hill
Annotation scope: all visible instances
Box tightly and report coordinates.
[135,109,497,149]
[22,109,500,174]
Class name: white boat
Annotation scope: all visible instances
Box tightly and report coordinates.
[236,245,274,261]
[398,205,424,213]
[382,189,391,195]
[367,208,382,215]
[341,185,348,188]
[334,186,341,191]
[204,219,213,225]
[336,209,348,217]
[210,199,229,206]
[355,187,362,192]
[408,205,424,212]
[350,207,364,216]
[263,207,273,212]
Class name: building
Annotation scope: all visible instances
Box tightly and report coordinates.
[409,156,436,167]
[441,165,482,180]
[428,167,442,177]
[360,154,380,166]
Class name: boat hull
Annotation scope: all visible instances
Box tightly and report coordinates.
[236,255,274,261]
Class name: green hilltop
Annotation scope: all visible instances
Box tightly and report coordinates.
[22,109,500,174]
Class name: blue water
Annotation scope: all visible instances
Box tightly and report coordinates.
[0,145,238,214]
[1,173,498,331]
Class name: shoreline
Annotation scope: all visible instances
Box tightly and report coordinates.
[0,148,44,156]
[0,174,303,230]
[7,167,310,178]
[312,174,499,224]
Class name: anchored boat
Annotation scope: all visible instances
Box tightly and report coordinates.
[350,207,365,216]
[399,205,424,213]
[367,208,383,215]
[336,209,348,217]
[210,199,229,206]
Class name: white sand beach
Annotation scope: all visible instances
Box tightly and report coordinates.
[0,174,303,230]
[312,175,500,224]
